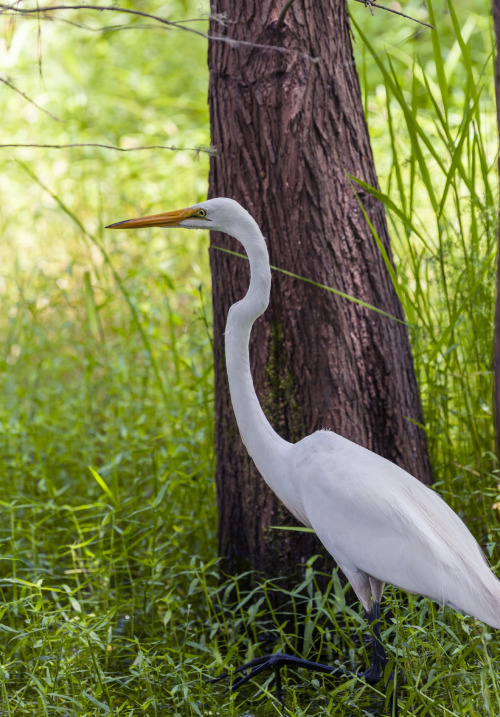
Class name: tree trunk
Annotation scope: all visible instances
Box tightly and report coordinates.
[493,0,500,462]
[208,0,433,580]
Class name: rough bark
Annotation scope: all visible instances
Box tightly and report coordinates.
[208,0,433,580]
[493,0,500,462]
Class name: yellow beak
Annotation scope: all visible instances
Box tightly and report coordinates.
[106,207,197,230]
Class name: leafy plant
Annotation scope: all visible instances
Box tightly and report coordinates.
[0,0,499,714]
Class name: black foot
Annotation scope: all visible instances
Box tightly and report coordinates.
[357,664,383,684]
[359,660,398,716]
[209,652,347,704]
[210,603,390,704]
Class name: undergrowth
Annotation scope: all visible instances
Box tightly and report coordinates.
[1,0,499,715]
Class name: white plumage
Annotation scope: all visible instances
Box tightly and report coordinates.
[295,429,500,627]
[107,196,500,694]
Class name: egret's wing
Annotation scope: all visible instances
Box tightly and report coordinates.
[292,431,500,625]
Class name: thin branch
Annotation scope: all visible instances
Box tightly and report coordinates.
[0,76,61,121]
[277,0,297,28]
[350,0,435,30]
[46,19,162,33]
[0,142,215,154]
[0,4,180,27]
[0,4,319,61]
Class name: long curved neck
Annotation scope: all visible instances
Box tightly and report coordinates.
[224,217,291,483]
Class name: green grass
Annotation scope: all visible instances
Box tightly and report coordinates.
[1,0,500,714]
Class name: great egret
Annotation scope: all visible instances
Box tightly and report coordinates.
[107,197,500,700]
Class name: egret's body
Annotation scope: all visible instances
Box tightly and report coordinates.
[108,197,500,696]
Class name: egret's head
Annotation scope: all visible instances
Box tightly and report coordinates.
[106,197,252,237]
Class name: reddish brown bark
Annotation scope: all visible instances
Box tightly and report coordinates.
[208,1,433,579]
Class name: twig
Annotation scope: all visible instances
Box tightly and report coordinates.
[0,4,319,61]
[46,19,163,33]
[277,0,296,28]
[351,0,435,30]
[0,142,215,154]
[0,3,180,27]
[0,76,61,121]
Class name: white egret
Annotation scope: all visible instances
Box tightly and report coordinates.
[107,197,500,700]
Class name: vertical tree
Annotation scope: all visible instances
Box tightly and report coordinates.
[208,1,433,579]
[493,0,500,461]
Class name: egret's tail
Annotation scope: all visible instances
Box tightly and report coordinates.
[446,560,500,630]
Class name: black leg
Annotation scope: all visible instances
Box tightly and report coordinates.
[357,601,388,683]
[359,603,398,714]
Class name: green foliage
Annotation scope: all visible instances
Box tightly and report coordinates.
[0,0,499,714]
[352,0,498,517]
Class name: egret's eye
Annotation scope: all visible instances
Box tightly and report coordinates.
[198,208,207,218]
